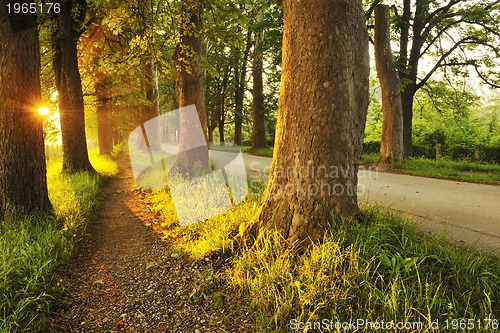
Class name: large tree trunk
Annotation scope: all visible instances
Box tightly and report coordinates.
[172,0,208,175]
[253,0,369,245]
[374,5,404,162]
[251,11,267,149]
[234,31,252,146]
[52,0,95,173]
[0,3,52,219]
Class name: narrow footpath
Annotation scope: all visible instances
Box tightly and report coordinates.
[46,153,228,333]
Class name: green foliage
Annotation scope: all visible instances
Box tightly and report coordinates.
[0,151,117,332]
[365,76,500,164]
[411,83,500,162]
[364,76,383,144]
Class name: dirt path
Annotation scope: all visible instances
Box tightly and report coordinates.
[46,153,226,333]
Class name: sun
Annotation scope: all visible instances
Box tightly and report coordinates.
[38,107,50,115]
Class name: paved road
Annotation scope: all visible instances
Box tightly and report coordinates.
[240,153,500,254]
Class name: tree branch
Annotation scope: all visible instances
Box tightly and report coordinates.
[365,0,382,20]
[419,18,464,58]
[416,36,475,90]
[474,67,500,88]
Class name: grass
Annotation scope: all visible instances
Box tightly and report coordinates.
[358,154,500,185]
[360,153,380,165]
[147,186,500,332]
[0,148,118,332]
[394,157,500,185]
[241,146,274,157]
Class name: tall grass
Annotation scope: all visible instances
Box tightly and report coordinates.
[0,149,118,332]
[149,186,500,332]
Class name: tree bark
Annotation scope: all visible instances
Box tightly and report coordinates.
[253,0,369,245]
[52,0,95,173]
[95,73,113,155]
[172,0,208,174]
[234,30,252,146]
[251,11,267,149]
[397,0,429,157]
[374,5,404,162]
[218,65,229,145]
[0,2,52,219]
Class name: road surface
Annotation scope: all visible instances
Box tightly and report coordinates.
[240,153,500,253]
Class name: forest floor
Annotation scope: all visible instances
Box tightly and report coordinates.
[46,152,237,333]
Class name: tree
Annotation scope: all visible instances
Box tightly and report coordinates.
[253,0,369,245]
[84,21,114,155]
[52,0,95,173]
[206,58,231,144]
[234,30,252,146]
[251,10,267,149]
[172,0,209,174]
[391,0,500,156]
[374,4,404,162]
[137,0,160,148]
[0,2,52,219]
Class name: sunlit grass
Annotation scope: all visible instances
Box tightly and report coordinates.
[149,186,500,332]
[0,147,118,332]
[241,146,274,157]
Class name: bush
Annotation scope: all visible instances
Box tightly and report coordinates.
[362,141,380,154]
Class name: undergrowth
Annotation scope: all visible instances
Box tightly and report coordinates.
[0,148,118,332]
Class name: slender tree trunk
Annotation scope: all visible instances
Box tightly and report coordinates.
[88,27,114,155]
[218,65,229,145]
[0,3,52,219]
[95,73,114,155]
[398,0,427,157]
[142,58,160,150]
[172,0,208,174]
[398,0,412,157]
[252,11,267,149]
[52,0,95,173]
[401,85,416,156]
[374,5,404,162]
[234,30,252,146]
[218,104,226,145]
[144,59,160,121]
[253,0,369,245]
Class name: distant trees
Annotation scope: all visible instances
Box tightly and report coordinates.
[233,30,252,146]
[52,0,95,172]
[254,0,369,244]
[202,1,282,147]
[0,2,51,218]
[388,0,500,156]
